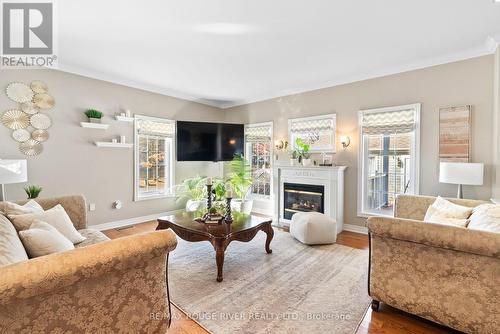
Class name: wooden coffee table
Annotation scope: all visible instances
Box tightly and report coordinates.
[157,211,274,282]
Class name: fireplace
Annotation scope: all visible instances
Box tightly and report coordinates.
[283,183,324,220]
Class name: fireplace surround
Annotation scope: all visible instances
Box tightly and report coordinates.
[273,165,347,233]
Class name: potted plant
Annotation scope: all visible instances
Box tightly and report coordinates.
[295,138,312,166]
[228,154,254,214]
[24,185,42,199]
[290,149,299,166]
[84,109,103,123]
[172,176,207,212]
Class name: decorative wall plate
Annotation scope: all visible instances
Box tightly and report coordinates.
[19,139,43,156]
[33,93,55,109]
[21,102,39,115]
[2,109,30,129]
[12,128,31,142]
[30,81,48,94]
[30,113,52,129]
[31,129,49,142]
[6,83,34,103]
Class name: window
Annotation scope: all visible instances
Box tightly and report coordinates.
[244,122,273,197]
[289,114,336,153]
[358,104,420,216]
[134,115,175,201]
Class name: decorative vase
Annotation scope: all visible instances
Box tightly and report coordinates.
[89,118,101,124]
[186,199,207,212]
[302,158,312,166]
[231,199,253,214]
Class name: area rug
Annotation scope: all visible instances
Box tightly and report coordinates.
[168,229,371,334]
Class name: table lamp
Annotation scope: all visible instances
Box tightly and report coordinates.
[439,162,483,199]
[0,159,27,201]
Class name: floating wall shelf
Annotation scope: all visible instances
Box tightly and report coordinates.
[95,142,133,148]
[80,122,109,130]
[115,115,134,122]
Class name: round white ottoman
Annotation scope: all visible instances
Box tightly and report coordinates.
[289,212,337,245]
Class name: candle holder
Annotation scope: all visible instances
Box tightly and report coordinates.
[206,184,213,209]
[224,197,233,223]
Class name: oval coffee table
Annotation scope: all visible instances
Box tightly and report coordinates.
[157,211,274,282]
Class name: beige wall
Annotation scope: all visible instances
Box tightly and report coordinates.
[225,56,494,227]
[0,69,225,226]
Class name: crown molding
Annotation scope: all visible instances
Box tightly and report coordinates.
[55,37,499,110]
[55,64,225,109]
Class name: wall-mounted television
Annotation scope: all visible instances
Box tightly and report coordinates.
[176,121,244,161]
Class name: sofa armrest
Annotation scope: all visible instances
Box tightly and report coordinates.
[367,216,500,259]
[0,230,177,304]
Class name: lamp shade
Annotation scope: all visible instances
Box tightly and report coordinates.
[439,162,483,186]
[0,159,27,184]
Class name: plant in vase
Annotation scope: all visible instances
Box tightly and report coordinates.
[172,176,207,212]
[289,149,300,166]
[295,138,312,166]
[24,185,42,199]
[84,109,103,123]
[228,154,254,214]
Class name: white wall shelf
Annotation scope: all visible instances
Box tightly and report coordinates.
[115,115,134,122]
[80,122,109,130]
[95,142,133,148]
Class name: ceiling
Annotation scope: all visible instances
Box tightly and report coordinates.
[58,0,500,108]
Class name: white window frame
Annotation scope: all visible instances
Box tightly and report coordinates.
[357,103,420,217]
[244,121,274,199]
[134,115,176,201]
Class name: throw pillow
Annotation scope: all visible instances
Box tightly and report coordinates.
[423,197,473,227]
[4,200,44,216]
[19,220,74,258]
[468,204,500,233]
[9,204,86,244]
[0,213,29,267]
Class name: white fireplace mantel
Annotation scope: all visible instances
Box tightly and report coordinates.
[272,165,347,233]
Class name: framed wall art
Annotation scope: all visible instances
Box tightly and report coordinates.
[439,105,471,162]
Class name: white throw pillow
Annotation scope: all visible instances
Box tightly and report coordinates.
[9,204,86,244]
[423,197,473,227]
[0,213,29,267]
[468,204,500,233]
[19,221,74,258]
[4,200,44,216]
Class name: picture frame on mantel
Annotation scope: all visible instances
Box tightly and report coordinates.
[288,114,337,153]
[439,105,471,162]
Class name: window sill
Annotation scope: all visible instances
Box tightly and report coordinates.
[357,211,394,219]
[135,193,176,202]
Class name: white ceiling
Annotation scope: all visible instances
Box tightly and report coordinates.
[58,0,500,108]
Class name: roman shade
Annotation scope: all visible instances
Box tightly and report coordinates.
[289,117,335,133]
[245,123,272,142]
[136,118,175,136]
[360,109,416,135]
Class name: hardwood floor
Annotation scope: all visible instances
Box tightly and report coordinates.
[104,223,460,334]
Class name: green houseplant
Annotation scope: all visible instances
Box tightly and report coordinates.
[295,138,312,166]
[84,109,103,123]
[228,154,254,214]
[24,185,42,199]
[172,176,207,212]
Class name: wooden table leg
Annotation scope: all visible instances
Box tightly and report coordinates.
[215,245,225,282]
[264,224,274,254]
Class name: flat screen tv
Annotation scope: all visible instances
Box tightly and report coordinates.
[177,121,244,161]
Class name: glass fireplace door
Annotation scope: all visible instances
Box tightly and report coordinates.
[283,183,325,220]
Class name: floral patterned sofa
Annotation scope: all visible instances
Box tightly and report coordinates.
[367,194,500,334]
[0,195,177,334]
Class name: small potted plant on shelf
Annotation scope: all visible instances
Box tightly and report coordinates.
[24,185,42,199]
[228,154,254,214]
[295,138,312,166]
[290,149,299,166]
[84,109,103,123]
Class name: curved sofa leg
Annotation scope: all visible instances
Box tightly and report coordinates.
[371,299,380,312]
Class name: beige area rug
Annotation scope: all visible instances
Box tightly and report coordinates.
[169,229,371,334]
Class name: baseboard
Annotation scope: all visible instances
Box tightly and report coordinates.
[90,209,183,231]
[343,223,368,235]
